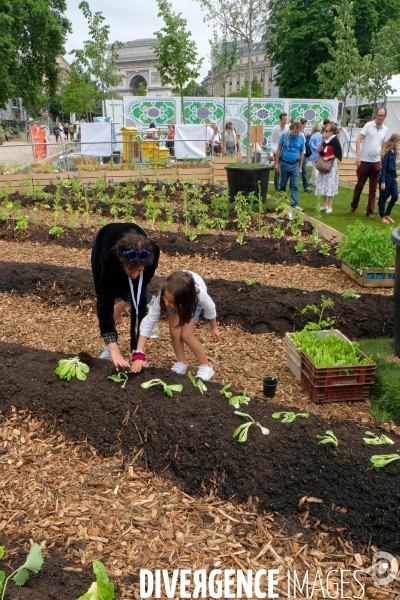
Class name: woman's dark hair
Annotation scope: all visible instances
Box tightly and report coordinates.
[160,271,198,327]
[113,231,154,270]
[326,123,338,135]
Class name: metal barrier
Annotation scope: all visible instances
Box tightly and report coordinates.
[0,138,211,174]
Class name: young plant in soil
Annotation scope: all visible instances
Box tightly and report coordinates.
[363,431,394,445]
[141,379,183,397]
[77,560,114,600]
[294,241,307,253]
[319,243,330,256]
[272,411,310,423]
[317,430,338,447]
[337,221,396,275]
[0,543,44,599]
[341,290,361,299]
[246,279,256,286]
[54,357,89,381]
[301,295,335,331]
[188,371,207,395]
[108,372,129,389]
[220,384,250,408]
[370,453,400,468]
[233,412,269,442]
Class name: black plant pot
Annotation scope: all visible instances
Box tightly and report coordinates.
[263,377,278,398]
[225,165,271,202]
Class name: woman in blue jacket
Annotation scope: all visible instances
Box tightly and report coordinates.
[379,133,400,223]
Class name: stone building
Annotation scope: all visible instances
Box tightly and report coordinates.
[202,41,273,97]
[107,39,174,97]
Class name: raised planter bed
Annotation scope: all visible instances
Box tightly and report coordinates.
[341,262,395,288]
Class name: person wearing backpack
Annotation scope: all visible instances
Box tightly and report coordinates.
[300,118,312,193]
[274,121,305,210]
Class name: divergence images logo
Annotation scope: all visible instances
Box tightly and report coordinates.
[372,552,399,586]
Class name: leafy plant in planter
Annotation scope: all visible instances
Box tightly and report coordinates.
[363,431,394,445]
[317,430,338,446]
[108,372,128,389]
[141,379,183,397]
[220,383,250,408]
[54,357,89,381]
[272,411,310,423]
[301,295,335,331]
[233,412,269,442]
[188,371,207,395]
[370,453,400,468]
[336,221,395,275]
[291,331,372,368]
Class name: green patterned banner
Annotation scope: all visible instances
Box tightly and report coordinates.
[127,100,175,125]
[241,101,285,126]
[289,102,335,124]
[184,101,224,124]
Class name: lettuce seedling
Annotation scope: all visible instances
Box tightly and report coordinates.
[272,411,310,423]
[188,372,207,395]
[341,289,361,299]
[77,560,114,600]
[363,431,394,446]
[317,430,338,447]
[54,357,89,381]
[233,412,269,443]
[108,372,128,389]
[370,453,400,468]
[220,383,250,408]
[220,383,232,398]
[246,279,256,286]
[141,379,183,397]
[0,543,44,600]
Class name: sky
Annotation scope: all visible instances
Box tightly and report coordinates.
[63,0,212,81]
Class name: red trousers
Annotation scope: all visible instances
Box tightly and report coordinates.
[351,161,381,216]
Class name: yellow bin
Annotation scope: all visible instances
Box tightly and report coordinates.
[118,126,138,163]
[141,140,169,161]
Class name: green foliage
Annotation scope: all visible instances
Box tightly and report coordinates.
[301,295,335,331]
[108,372,128,389]
[341,289,361,299]
[246,279,256,286]
[336,221,395,275]
[14,215,29,230]
[0,0,71,111]
[137,82,147,96]
[180,80,209,96]
[291,331,373,368]
[153,0,202,122]
[49,226,64,237]
[229,78,263,98]
[77,560,114,600]
[60,64,101,119]
[220,383,250,408]
[294,241,306,253]
[54,357,90,381]
[363,431,394,446]
[141,378,183,397]
[0,543,44,599]
[236,232,246,245]
[188,371,207,394]
[317,430,338,447]
[272,411,310,423]
[71,2,123,117]
[370,453,400,468]
[233,412,269,443]
[319,243,330,256]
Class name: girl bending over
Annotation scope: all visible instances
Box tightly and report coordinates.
[132,271,220,381]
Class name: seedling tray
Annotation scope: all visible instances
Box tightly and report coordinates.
[285,330,351,383]
[300,370,372,403]
[341,262,395,288]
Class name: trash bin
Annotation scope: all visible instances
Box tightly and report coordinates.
[112,150,121,165]
[117,126,138,163]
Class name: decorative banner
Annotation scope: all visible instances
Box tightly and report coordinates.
[183,100,224,124]
[289,102,336,124]
[126,100,175,127]
[241,101,285,126]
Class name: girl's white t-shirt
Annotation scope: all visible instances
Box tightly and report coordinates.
[139,271,216,338]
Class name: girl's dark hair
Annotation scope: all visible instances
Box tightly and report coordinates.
[113,231,154,270]
[160,271,198,327]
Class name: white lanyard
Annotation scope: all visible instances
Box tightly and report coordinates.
[128,272,143,336]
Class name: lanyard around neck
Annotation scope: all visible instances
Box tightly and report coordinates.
[128,272,143,336]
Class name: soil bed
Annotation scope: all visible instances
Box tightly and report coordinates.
[1,262,393,339]
[0,222,340,267]
[1,342,399,554]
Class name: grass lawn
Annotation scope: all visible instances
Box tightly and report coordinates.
[268,170,400,233]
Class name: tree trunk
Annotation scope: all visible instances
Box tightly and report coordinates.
[103,95,107,119]
[180,86,185,124]
[246,0,253,163]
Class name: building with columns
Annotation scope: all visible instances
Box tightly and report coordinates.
[107,39,174,97]
[202,41,273,98]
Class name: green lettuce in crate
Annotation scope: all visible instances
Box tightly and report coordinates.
[291,331,373,368]
[336,221,395,276]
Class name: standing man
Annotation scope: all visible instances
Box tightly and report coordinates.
[299,118,312,193]
[271,112,289,191]
[275,121,305,211]
[350,107,388,218]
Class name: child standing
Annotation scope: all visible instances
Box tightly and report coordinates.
[132,271,220,381]
[379,133,400,224]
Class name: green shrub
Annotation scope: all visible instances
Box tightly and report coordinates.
[336,221,395,275]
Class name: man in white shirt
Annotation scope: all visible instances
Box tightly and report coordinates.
[271,112,289,191]
[351,107,388,218]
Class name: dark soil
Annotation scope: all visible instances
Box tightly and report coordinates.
[2,542,93,600]
[1,261,393,339]
[1,342,399,554]
[0,221,340,268]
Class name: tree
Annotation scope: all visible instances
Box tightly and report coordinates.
[137,82,147,96]
[316,2,370,124]
[0,0,71,112]
[210,33,237,130]
[60,64,100,119]
[229,78,263,98]
[71,2,123,118]
[180,80,209,96]
[195,0,269,162]
[153,0,203,123]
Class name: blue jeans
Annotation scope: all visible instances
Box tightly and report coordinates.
[226,147,235,156]
[274,167,281,191]
[378,171,398,217]
[279,161,300,207]
[302,157,310,190]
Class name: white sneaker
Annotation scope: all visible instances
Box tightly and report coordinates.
[99,346,112,360]
[171,361,187,375]
[325,208,333,214]
[293,206,304,212]
[196,364,214,381]
[320,206,328,212]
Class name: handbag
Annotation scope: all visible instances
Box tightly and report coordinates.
[315,157,334,174]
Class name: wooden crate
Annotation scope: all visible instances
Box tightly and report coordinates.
[341,262,395,288]
[211,156,237,184]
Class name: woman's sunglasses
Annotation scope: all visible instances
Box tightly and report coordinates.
[123,249,151,261]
